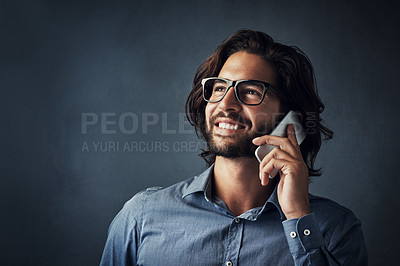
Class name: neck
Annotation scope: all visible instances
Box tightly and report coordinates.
[212,156,277,217]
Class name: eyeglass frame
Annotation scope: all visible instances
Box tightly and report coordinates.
[201,77,287,106]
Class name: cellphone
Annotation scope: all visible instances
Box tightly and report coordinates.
[255,110,306,166]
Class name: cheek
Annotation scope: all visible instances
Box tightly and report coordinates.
[253,113,269,130]
[205,103,216,124]
[251,102,282,131]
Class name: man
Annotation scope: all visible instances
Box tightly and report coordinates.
[100,29,367,265]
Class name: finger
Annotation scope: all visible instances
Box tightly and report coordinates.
[254,135,298,158]
[269,168,279,179]
[259,147,297,181]
[260,172,269,186]
[259,147,279,182]
[260,157,291,182]
[259,146,296,174]
[287,124,299,150]
[252,135,275,145]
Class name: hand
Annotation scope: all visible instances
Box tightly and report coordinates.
[252,124,311,220]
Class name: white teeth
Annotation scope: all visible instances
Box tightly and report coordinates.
[218,123,239,130]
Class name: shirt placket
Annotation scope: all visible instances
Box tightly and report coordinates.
[223,217,244,266]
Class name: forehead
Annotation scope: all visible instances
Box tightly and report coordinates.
[218,52,277,86]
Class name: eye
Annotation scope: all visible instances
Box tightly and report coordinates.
[240,86,264,97]
[214,85,226,92]
[212,82,227,93]
[243,88,262,96]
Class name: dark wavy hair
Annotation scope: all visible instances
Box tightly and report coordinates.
[185,29,333,176]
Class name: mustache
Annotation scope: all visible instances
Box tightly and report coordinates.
[210,112,252,127]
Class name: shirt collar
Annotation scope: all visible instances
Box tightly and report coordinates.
[182,164,286,220]
[182,165,214,198]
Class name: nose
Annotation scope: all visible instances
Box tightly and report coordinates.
[217,86,242,112]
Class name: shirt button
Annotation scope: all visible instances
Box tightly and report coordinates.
[304,229,311,236]
[290,231,297,238]
[234,218,240,223]
[226,261,233,266]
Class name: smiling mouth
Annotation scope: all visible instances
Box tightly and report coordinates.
[216,122,246,130]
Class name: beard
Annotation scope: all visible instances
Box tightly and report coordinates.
[205,112,271,158]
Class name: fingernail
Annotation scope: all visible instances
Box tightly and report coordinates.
[289,124,295,133]
[270,168,278,178]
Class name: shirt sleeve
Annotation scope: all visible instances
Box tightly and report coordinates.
[100,193,144,266]
[282,212,368,265]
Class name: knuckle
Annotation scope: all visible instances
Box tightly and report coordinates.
[272,147,280,156]
[279,139,291,148]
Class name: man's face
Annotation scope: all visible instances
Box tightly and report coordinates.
[205,51,282,158]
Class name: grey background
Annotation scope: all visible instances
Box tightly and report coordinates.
[1,0,399,265]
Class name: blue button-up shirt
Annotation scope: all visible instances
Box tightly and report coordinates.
[100,166,367,265]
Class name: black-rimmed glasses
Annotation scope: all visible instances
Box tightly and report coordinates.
[201,77,286,106]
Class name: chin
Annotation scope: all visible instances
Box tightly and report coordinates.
[208,136,257,158]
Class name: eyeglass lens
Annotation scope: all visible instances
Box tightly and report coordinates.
[203,78,265,105]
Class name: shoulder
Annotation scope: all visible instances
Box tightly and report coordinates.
[108,176,198,231]
[121,175,199,213]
